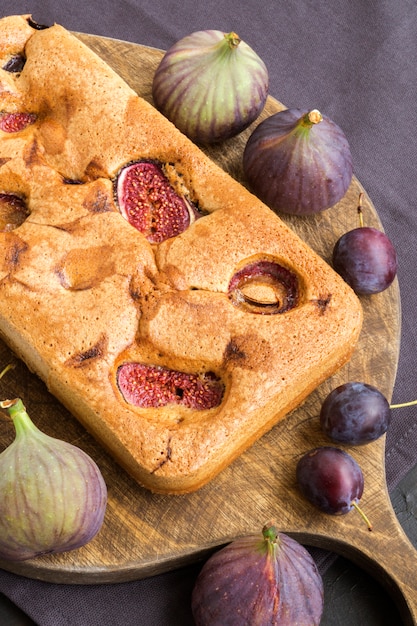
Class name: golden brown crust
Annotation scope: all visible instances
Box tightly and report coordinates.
[0,16,362,493]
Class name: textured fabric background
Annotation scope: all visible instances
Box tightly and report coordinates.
[0,0,416,623]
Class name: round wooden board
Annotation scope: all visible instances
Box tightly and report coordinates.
[1,33,416,624]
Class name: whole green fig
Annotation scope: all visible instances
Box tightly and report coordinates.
[0,397,107,561]
[152,29,269,144]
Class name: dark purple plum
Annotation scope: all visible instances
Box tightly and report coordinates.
[243,108,353,215]
[320,382,391,445]
[332,226,397,295]
[296,447,372,529]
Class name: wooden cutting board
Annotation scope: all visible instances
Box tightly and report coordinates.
[0,33,416,624]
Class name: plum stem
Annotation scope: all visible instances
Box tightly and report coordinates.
[357,192,364,227]
[0,363,15,381]
[351,500,373,531]
[390,399,417,409]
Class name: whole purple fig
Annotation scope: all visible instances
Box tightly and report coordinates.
[0,397,107,561]
[243,108,353,215]
[191,522,324,625]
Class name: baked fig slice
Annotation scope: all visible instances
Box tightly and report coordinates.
[192,523,324,625]
[27,17,50,30]
[0,193,30,231]
[117,363,224,409]
[0,112,36,133]
[116,160,195,243]
[228,260,300,314]
[2,54,26,73]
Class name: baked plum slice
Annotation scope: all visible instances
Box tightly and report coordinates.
[117,363,224,410]
[116,160,197,243]
[0,112,36,133]
[228,260,300,314]
[0,194,30,231]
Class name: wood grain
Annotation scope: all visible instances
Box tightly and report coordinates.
[0,33,415,624]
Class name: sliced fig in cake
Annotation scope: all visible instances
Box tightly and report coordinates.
[116,160,196,243]
[27,17,50,30]
[0,193,30,231]
[0,111,36,133]
[228,260,300,314]
[117,362,224,409]
[2,54,26,73]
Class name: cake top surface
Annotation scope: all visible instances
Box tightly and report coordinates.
[0,15,362,493]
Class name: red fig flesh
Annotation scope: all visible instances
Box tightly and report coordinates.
[0,112,36,133]
[116,160,193,243]
[117,363,224,410]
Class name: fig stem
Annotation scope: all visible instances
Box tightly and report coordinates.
[0,397,38,438]
[0,397,23,412]
[351,500,373,531]
[224,32,241,48]
[262,523,279,543]
[302,109,323,127]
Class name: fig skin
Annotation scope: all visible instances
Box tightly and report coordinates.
[243,108,353,215]
[191,523,324,626]
[0,398,107,561]
[152,30,269,144]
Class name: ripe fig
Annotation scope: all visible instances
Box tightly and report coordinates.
[243,108,353,215]
[0,397,107,561]
[191,523,324,626]
[152,30,269,144]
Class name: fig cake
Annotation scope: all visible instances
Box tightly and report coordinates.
[0,15,362,494]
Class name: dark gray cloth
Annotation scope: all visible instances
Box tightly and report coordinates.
[1,0,417,623]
